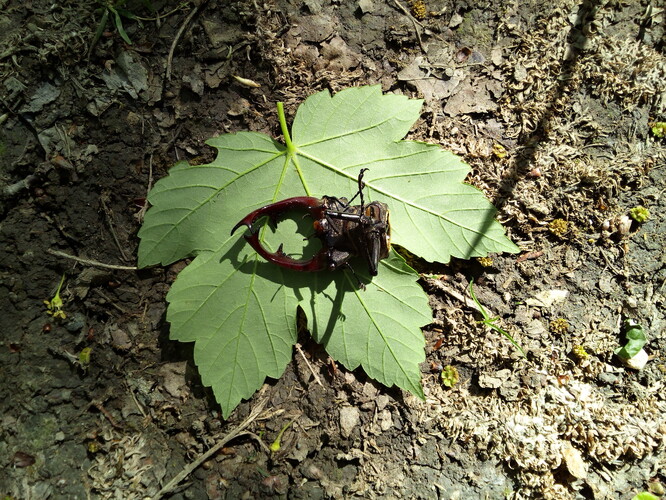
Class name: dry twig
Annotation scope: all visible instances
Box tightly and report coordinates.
[424,277,483,313]
[100,194,129,262]
[166,0,210,81]
[152,397,268,499]
[295,343,324,387]
[393,0,427,53]
[135,154,154,223]
[47,249,137,271]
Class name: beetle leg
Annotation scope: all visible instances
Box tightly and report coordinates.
[341,262,366,290]
[231,196,331,271]
[341,168,368,209]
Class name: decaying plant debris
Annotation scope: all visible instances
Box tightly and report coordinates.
[1,0,664,498]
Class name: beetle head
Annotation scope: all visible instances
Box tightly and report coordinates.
[361,201,391,276]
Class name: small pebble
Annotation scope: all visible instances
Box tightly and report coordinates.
[65,313,86,332]
[339,406,360,438]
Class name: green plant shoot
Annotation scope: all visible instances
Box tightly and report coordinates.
[44,274,67,320]
[469,282,525,356]
[269,419,295,452]
[79,347,93,372]
[615,320,646,360]
[441,365,459,388]
[631,492,659,500]
[89,0,155,57]
[651,122,665,138]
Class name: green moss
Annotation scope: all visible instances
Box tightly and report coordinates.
[629,206,649,223]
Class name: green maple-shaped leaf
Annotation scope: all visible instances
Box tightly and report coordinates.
[138,85,518,418]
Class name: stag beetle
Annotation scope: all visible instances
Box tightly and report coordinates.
[231,169,391,280]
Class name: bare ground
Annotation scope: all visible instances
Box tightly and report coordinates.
[1,0,665,498]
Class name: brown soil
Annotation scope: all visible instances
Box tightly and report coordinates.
[1,0,665,498]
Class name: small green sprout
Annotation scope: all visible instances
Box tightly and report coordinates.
[88,0,158,58]
[549,318,569,335]
[492,143,507,159]
[79,347,93,371]
[615,320,648,369]
[44,274,67,320]
[631,492,659,500]
[469,282,525,356]
[95,0,148,45]
[269,419,295,453]
[441,365,459,388]
[651,122,666,138]
[629,206,649,223]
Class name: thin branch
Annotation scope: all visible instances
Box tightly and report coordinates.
[392,0,427,53]
[295,343,323,387]
[152,397,268,499]
[424,277,482,313]
[47,249,137,271]
[100,195,129,262]
[166,0,209,81]
[135,154,154,222]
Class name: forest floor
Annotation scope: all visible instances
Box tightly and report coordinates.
[1,0,665,498]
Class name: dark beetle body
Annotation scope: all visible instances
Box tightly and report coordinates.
[315,196,390,276]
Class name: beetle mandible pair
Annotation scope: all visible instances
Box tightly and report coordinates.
[231,169,391,282]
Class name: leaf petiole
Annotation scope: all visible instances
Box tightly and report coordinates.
[277,102,296,155]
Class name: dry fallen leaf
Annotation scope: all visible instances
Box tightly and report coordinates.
[561,442,588,479]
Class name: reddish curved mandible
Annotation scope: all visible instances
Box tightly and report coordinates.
[230,196,331,271]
